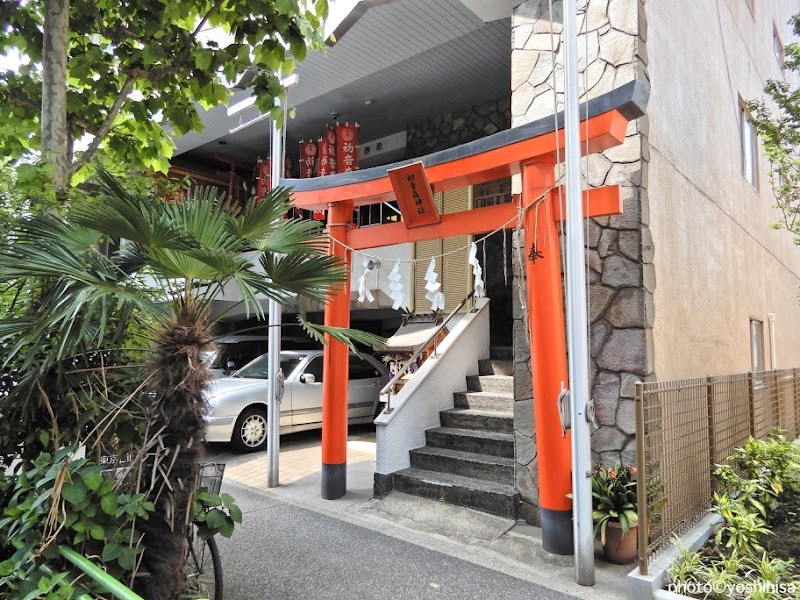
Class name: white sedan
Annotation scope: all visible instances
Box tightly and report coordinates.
[204,350,388,452]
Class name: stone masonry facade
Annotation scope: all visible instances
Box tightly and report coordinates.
[511,0,653,523]
[406,97,511,158]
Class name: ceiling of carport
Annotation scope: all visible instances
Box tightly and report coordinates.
[175,0,512,166]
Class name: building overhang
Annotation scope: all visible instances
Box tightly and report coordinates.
[285,80,649,210]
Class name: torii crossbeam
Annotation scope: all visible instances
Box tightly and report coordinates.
[284,81,648,555]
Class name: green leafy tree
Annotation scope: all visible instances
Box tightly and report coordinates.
[0,170,380,598]
[0,0,328,195]
[0,162,33,316]
[748,14,800,243]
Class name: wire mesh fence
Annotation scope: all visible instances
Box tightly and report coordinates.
[635,368,800,575]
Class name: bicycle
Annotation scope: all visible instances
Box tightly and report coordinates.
[184,462,225,600]
[100,459,226,600]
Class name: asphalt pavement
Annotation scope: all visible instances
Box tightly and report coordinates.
[216,482,576,600]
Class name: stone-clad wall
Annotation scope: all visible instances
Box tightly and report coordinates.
[406,98,511,158]
[511,0,652,522]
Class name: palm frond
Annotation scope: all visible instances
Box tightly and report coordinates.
[10,212,104,256]
[142,246,244,282]
[226,187,293,245]
[0,316,39,342]
[226,187,330,255]
[163,186,241,253]
[226,270,269,320]
[258,217,329,255]
[5,279,165,369]
[297,313,386,351]
[71,168,198,252]
[259,251,346,304]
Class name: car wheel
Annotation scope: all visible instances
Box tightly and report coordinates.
[231,406,268,452]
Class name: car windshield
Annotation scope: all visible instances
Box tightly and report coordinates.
[233,355,304,379]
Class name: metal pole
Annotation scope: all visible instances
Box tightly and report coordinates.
[635,382,648,575]
[563,0,595,586]
[266,92,284,488]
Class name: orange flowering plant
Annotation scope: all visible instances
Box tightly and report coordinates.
[591,461,638,544]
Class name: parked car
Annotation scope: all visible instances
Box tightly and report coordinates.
[202,335,269,378]
[204,350,388,452]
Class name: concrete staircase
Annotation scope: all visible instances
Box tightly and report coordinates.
[392,347,518,518]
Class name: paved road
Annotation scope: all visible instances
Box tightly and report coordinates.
[215,482,574,600]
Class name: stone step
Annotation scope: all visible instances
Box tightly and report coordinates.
[393,467,518,519]
[440,407,513,434]
[490,346,513,361]
[466,374,513,394]
[425,426,514,458]
[409,446,515,485]
[453,391,514,412]
[478,359,513,376]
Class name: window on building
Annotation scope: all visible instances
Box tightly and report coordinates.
[355,201,401,227]
[773,26,784,68]
[473,178,512,208]
[740,102,759,189]
[750,319,765,372]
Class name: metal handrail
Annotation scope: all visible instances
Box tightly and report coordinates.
[380,290,476,413]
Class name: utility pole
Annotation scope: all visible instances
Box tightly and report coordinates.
[266,88,286,489]
[562,0,595,586]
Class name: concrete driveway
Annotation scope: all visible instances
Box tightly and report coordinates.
[203,424,378,511]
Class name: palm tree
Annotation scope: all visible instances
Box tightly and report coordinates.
[0,169,369,599]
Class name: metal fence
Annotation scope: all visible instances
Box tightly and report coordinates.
[635,368,800,574]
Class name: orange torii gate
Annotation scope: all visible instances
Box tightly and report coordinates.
[286,81,647,554]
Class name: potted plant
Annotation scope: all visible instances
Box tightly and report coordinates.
[591,461,639,564]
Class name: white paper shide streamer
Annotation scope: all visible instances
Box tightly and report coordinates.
[357,257,375,304]
[387,260,406,310]
[424,258,445,312]
[468,242,485,298]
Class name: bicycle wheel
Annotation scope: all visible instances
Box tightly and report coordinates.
[184,525,223,600]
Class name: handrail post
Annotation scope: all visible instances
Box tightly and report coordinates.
[748,371,756,437]
[635,381,648,576]
[795,368,800,437]
[706,375,716,495]
[772,369,783,429]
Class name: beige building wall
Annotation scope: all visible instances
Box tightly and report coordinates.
[646,0,800,379]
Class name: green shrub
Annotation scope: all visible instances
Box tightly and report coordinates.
[0,446,242,599]
[0,447,151,598]
[668,432,800,598]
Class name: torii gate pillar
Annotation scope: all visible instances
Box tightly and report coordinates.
[321,199,353,499]
[522,161,573,554]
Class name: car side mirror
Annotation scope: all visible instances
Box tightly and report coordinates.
[300,373,316,384]
[224,360,236,375]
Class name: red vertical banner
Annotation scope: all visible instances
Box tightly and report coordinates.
[317,126,337,177]
[299,139,318,178]
[336,123,359,173]
[326,126,337,175]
